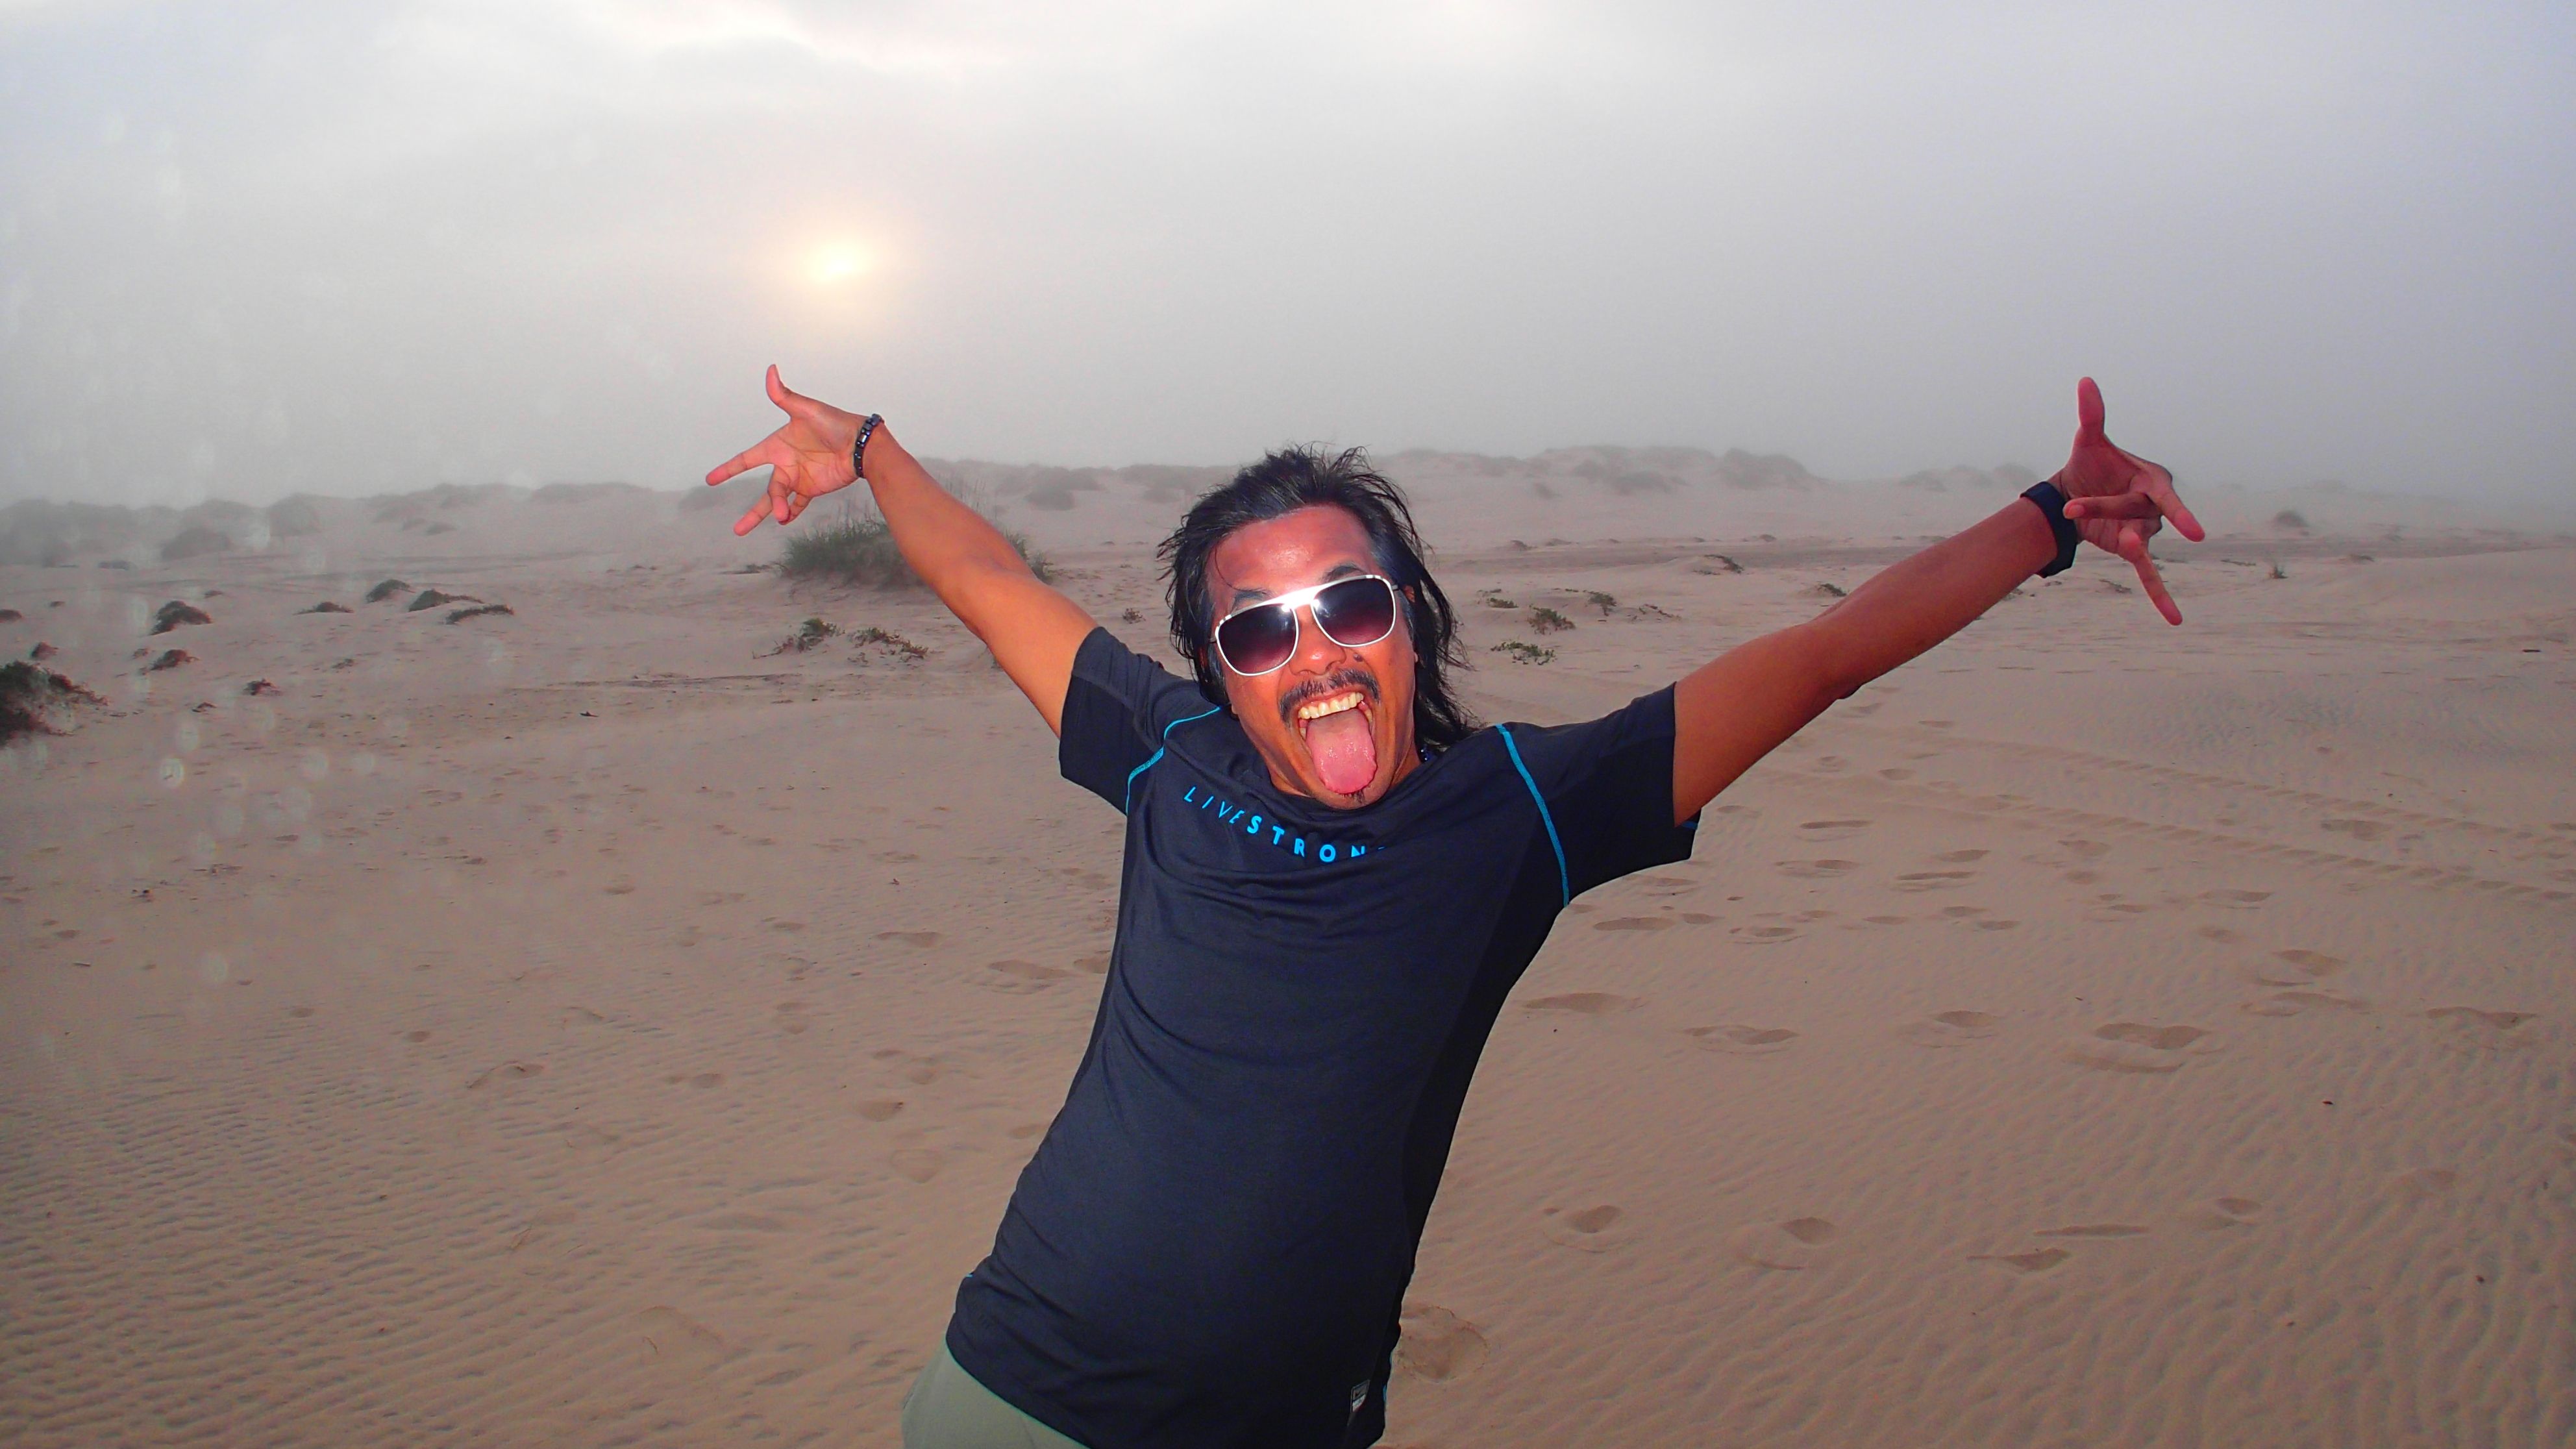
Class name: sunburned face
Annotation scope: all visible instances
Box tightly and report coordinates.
[1206,506,1421,810]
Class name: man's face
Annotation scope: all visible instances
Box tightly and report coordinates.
[1206,505,1420,810]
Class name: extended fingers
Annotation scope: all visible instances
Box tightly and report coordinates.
[2075,376,2107,444]
[2138,459,2206,542]
[706,439,776,488]
[2063,491,2160,521]
[2119,523,2183,625]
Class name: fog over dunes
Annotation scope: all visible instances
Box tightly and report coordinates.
[2,3,2571,508]
[6,447,2563,583]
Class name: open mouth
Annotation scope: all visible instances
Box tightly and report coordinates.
[1290,686,1379,796]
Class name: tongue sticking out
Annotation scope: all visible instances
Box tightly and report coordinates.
[1304,707,1379,797]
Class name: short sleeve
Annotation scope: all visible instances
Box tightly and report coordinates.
[1496,686,1696,898]
[1059,628,1222,812]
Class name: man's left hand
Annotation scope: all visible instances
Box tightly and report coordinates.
[2052,376,2205,625]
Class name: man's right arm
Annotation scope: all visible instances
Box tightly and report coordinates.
[705,365,1098,735]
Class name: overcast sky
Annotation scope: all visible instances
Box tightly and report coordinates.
[3,0,2570,507]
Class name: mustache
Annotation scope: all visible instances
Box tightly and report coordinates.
[1278,667,1380,728]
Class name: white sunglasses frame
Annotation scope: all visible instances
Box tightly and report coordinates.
[1209,573,1402,677]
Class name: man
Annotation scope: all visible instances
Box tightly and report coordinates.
[706,368,2199,1448]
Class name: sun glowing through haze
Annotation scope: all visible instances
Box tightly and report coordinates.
[806,242,878,287]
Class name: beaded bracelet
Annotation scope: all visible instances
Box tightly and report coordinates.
[852,413,884,482]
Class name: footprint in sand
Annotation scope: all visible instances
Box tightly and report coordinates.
[465,1060,547,1091]
[2240,989,2372,1018]
[872,1048,950,1085]
[2036,1223,2150,1239]
[2181,1196,2267,1231]
[663,1071,724,1089]
[2425,1006,2536,1054]
[1878,767,1914,782]
[1731,1216,1839,1270]
[1733,924,1803,944]
[1520,992,1640,1016]
[1970,1247,2071,1275]
[774,1002,810,1035]
[2198,926,2244,944]
[889,1148,943,1183]
[1798,819,1873,843]
[2200,888,2272,910]
[1071,953,1111,975]
[629,1306,728,1375]
[1899,1010,2000,1048]
[1542,1204,1633,1252]
[876,930,941,948]
[2389,1167,2457,1200]
[856,1098,904,1122]
[1892,870,1975,893]
[560,1121,626,1159]
[984,959,1073,995]
[2273,948,2346,978]
[402,1028,433,1043]
[1776,860,1859,879]
[2322,818,2390,841]
[1394,1302,1491,1383]
[1591,916,1675,932]
[1684,1024,1798,1056]
[1932,848,1989,865]
[1678,912,1720,926]
[2062,839,2111,861]
[2065,1023,2220,1074]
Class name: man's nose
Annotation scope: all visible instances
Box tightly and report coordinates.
[1291,602,1352,673]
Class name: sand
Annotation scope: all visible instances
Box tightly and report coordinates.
[3,463,2571,1446]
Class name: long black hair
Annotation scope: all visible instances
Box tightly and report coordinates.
[1158,445,1478,752]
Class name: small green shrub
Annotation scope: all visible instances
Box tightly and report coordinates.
[1585,591,1617,617]
[1527,606,1575,634]
[1490,641,1555,665]
[781,502,1049,587]
[850,626,930,662]
[772,617,838,654]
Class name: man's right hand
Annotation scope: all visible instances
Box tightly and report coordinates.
[704,364,871,536]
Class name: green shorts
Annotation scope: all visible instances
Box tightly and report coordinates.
[900,1340,1090,1449]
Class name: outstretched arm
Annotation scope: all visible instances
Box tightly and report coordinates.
[706,367,1097,734]
[1668,377,2202,824]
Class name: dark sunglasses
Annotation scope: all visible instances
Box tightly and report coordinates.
[1211,574,1400,677]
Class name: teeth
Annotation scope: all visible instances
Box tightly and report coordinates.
[1294,691,1366,724]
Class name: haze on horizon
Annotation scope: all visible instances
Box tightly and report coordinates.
[1,0,2570,511]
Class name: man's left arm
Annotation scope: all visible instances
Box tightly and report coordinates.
[1669,377,2203,825]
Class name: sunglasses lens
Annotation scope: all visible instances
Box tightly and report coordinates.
[1216,604,1299,675]
[1314,576,1396,648]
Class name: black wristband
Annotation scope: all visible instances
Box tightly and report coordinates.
[2021,480,2081,578]
[852,414,883,482]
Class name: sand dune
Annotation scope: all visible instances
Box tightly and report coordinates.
[2,471,2570,1446]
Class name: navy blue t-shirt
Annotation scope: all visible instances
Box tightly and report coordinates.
[947,628,1696,1448]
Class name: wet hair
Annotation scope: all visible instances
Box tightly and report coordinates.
[1159,445,1478,752]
